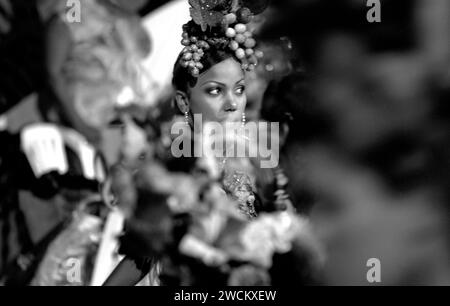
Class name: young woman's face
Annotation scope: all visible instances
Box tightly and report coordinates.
[188,58,247,124]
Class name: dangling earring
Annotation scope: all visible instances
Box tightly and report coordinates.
[241,112,246,127]
[185,111,190,126]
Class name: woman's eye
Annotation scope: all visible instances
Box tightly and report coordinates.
[207,88,221,96]
[236,86,245,95]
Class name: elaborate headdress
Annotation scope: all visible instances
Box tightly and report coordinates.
[180,0,270,77]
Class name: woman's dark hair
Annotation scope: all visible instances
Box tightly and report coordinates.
[172,46,238,93]
[260,71,333,146]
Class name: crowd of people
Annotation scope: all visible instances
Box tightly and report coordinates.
[0,0,449,286]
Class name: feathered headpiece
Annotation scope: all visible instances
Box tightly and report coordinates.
[180,0,270,77]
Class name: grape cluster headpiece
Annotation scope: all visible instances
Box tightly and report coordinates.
[180,0,270,77]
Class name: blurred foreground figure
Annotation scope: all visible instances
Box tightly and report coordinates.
[262,0,450,285]
[41,0,152,149]
[0,123,108,286]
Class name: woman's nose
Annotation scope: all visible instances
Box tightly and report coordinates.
[224,92,238,112]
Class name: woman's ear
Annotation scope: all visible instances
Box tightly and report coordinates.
[280,122,290,147]
[175,90,190,114]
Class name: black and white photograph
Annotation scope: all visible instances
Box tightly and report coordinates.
[0,0,449,293]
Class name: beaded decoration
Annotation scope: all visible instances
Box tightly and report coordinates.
[222,171,257,219]
[273,167,295,212]
[180,0,269,77]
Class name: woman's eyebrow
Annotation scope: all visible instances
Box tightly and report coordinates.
[235,78,245,85]
[201,81,225,87]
